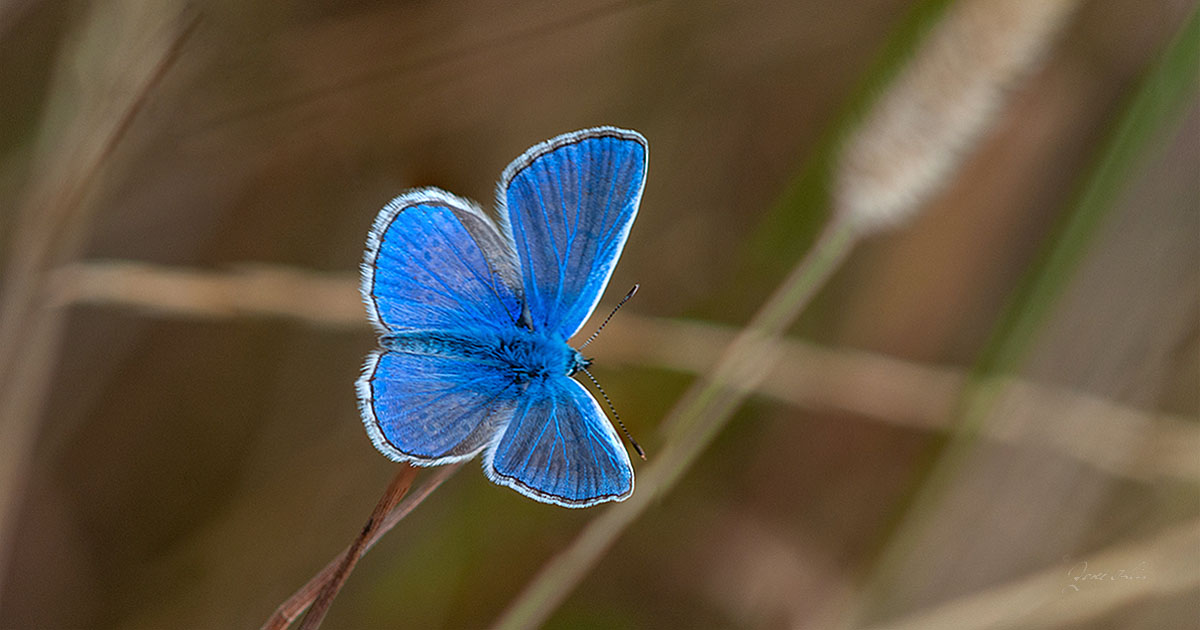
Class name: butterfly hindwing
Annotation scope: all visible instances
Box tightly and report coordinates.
[499,127,647,339]
[484,376,634,507]
[362,188,522,334]
[359,349,518,465]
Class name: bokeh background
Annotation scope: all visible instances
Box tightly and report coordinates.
[1,1,1197,628]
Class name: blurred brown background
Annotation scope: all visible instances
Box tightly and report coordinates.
[0,1,1196,628]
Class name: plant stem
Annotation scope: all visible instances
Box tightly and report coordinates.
[262,463,461,630]
[297,465,418,630]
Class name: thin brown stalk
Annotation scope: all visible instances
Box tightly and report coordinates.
[48,261,362,328]
[261,463,462,630]
[296,465,419,630]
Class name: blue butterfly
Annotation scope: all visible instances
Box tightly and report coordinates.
[356,127,647,508]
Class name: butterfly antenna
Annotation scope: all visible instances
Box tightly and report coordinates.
[580,367,645,459]
[579,284,639,350]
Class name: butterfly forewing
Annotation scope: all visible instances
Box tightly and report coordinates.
[500,127,647,339]
[362,188,521,334]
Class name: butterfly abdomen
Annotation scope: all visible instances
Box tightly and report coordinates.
[381,327,587,383]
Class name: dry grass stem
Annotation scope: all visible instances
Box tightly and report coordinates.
[52,260,1198,483]
[859,516,1200,630]
[0,4,198,599]
[835,0,1080,232]
[261,463,461,630]
[295,465,419,630]
[49,260,363,328]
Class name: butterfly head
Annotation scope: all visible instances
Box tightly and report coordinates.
[568,350,593,377]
